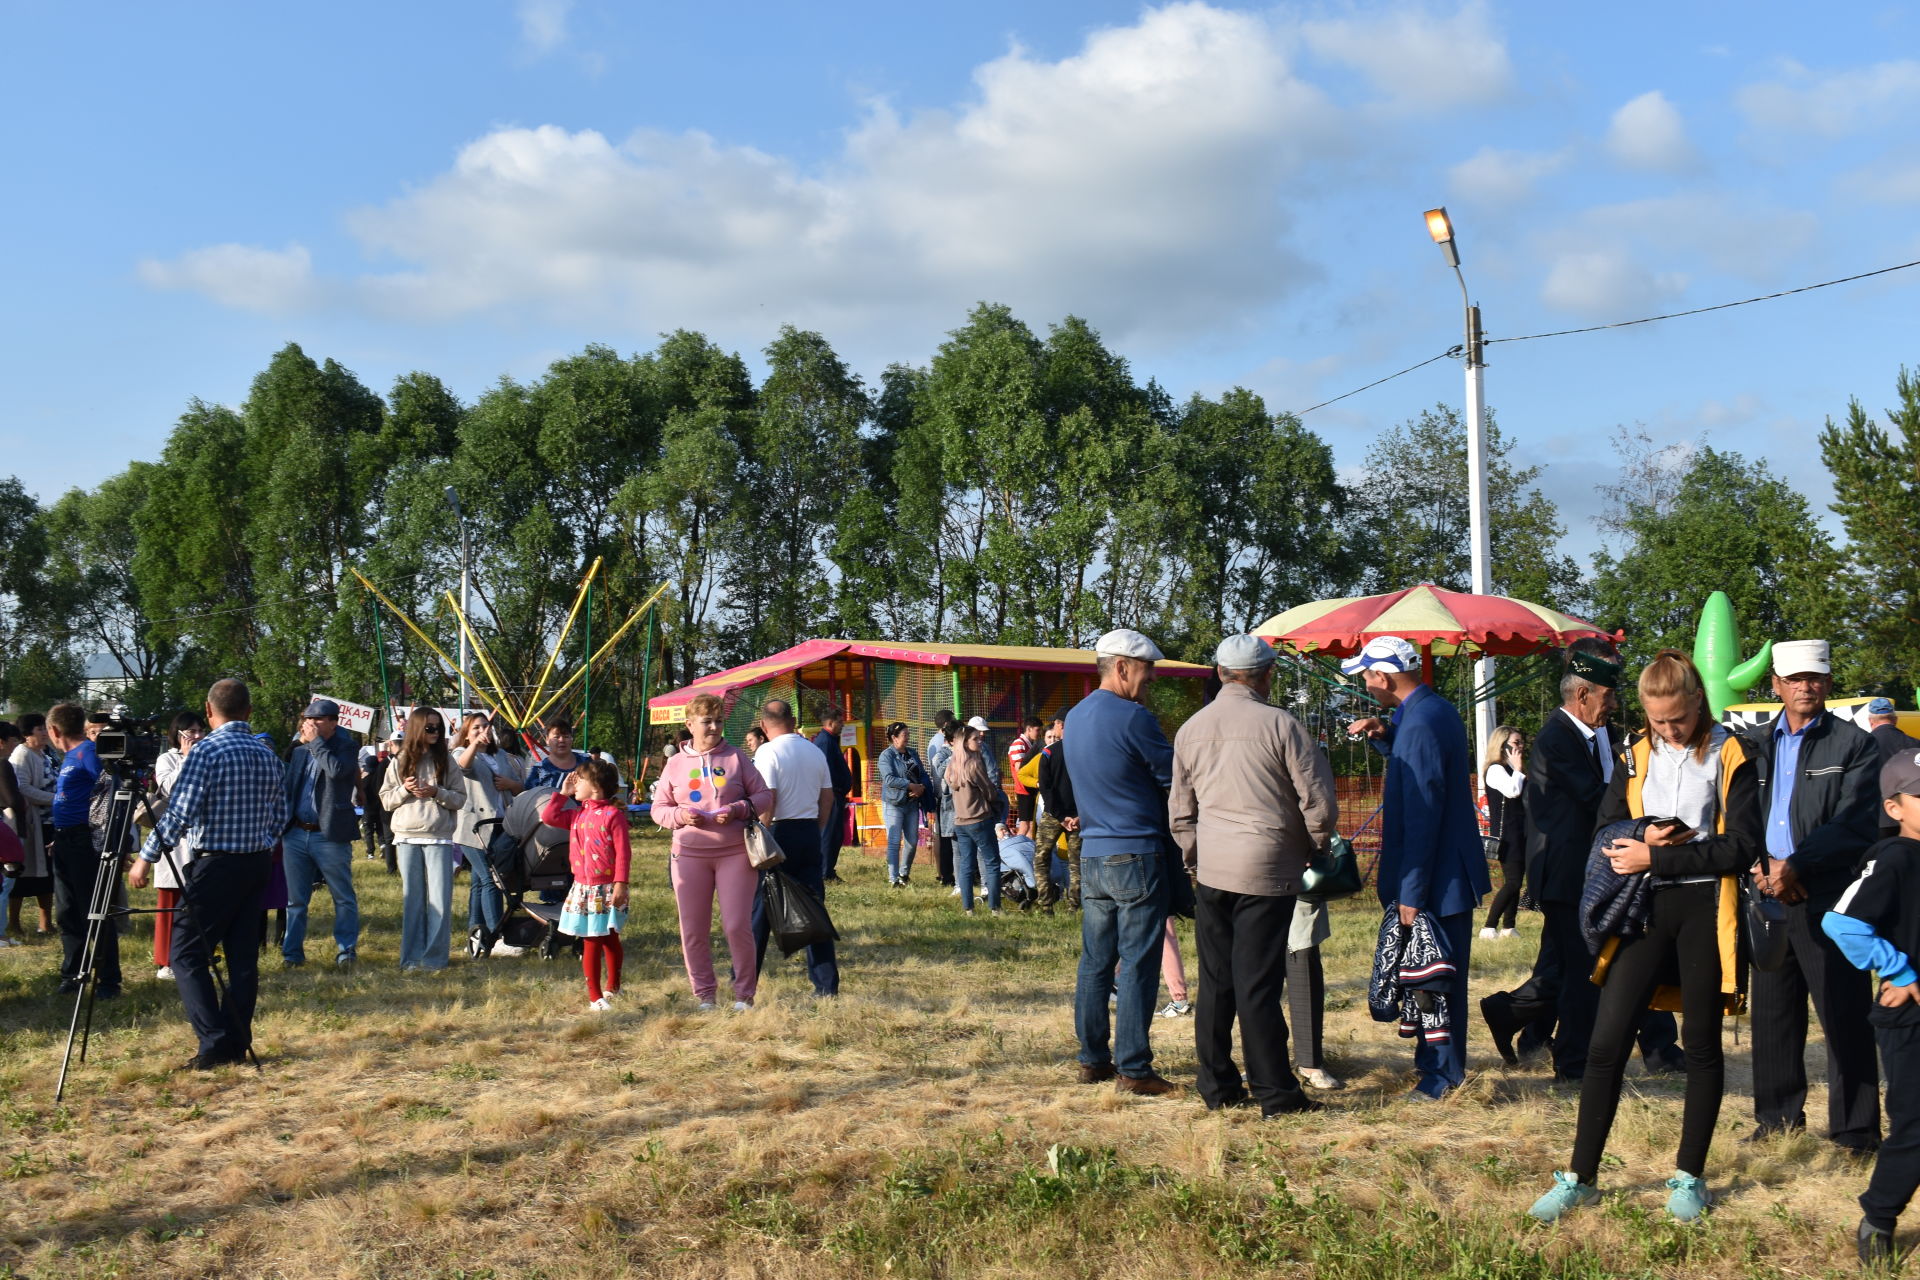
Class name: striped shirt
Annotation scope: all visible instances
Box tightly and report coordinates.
[138,721,289,861]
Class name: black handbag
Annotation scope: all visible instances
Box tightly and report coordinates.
[1744,854,1790,973]
[1164,839,1196,920]
[1301,834,1363,904]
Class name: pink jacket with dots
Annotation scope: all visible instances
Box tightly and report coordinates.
[648,742,772,857]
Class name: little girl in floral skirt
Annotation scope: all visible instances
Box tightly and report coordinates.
[540,758,631,1012]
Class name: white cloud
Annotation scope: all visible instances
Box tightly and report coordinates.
[1448,146,1566,205]
[517,0,572,55]
[136,243,317,312]
[1840,159,1920,204]
[152,3,1359,348]
[1300,0,1513,110]
[1540,248,1688,318]
[1604,91,1698,173]
[1737,58,1920,136]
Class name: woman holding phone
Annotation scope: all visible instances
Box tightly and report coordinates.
[1528,649,1762,1224]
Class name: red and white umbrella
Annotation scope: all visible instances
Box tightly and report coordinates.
[1255,583,1618,659]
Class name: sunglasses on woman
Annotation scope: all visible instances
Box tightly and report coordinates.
[425,722,444,735]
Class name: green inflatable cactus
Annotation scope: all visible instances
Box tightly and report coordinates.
[1692,591,1773,719]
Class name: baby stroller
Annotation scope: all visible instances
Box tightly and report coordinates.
[996,832,1064,912]
[470,785,576,958]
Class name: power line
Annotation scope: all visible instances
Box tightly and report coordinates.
[1487,257,1920,347]
[1294,348,1460,417]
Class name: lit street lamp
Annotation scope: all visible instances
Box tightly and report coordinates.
[1424,207,1495,767]
[445,485,471,717]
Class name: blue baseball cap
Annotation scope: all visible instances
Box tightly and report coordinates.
[1867,697,1897,716]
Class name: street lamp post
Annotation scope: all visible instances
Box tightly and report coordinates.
[445,485,471,718]
[1424,207,1495,769]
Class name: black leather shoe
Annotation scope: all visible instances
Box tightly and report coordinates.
[1204,1093,1253,1111]
[1261,1090,1324,1117]
[1480,995,1520,1066]
[1859,1217,1896,1267]
[57,978,81,994]
[1644,1048,1686,1076]
[1742,1122,1804,1144]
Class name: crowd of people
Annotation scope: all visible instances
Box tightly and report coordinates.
[9,621,1920,1261]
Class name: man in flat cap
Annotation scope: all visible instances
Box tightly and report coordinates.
[280,697,363,968]
[1344,635,1488,1099]
[1066,628,1180,1097]
[1171,634,1338,1115]
[1743,639,1883,1150]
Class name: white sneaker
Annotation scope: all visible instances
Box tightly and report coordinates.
[491,942,527,957]
[588,996,612,1012]
[155,965,174,980]
[949,886,961,897]
[0,937,18,948]
[696,1000,717,1012]
[1299,1066,1346,1091]
[1156,1000,1193,1018]
[1479,927,1498,941]
[1499,928,1517,939]
[731,1001,752,1013]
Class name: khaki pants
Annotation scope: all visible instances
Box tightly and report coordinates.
[1034,813,1081,910]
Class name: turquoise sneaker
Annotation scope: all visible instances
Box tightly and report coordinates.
[1664,1171,1714,1221]
[1528,1171,1601,1222]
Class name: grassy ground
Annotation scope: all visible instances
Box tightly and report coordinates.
[0,830,1886,1278]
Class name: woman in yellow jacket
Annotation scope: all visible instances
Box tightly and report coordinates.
[1529,650,1763,1224]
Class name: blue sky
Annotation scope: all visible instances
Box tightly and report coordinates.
[6,1,1919,571]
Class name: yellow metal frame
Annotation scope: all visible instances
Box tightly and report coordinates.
[350,563,667,731]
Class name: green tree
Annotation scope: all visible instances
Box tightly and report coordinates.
[0,477,60,706]
[1820,365,1920,698]
[1588,446,1838,673]
[1351,405,1583,610]
[44,464,178,713]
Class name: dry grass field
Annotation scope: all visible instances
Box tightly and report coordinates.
[0,829,1890,1278]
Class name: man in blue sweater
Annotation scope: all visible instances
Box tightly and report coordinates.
[1065,628,1179,1097]
[1344,636,1489,1100]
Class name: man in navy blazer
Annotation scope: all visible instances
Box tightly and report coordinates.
[1345,636,1489,1099]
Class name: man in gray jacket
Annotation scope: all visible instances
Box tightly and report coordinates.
[1170,634,1339,1116]
[281,698,363,967]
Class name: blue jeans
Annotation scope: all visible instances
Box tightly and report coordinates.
[463,843,504,934]
[821,800,847,877]
[1074,850,1168,1078]
[751,819,839,996]
[397,842,454,970]
[953,820,1001,911]
[1413,911,1474,1098]
[281,829,359,962]
[883,804,918,882]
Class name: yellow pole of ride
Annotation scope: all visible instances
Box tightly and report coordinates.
[524,582,670,725]
[524,556,603,724]
[441,590,523,726]
[348,569,517,722]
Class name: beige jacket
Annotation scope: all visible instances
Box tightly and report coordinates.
[379,753,468,842]
[1169,682,1339,896]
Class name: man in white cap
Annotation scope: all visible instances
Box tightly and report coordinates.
[1344,635,1489,1100]
[1171,634,1339,1115]
[1742,638,1883,1150]
[1065,627,1179,1096]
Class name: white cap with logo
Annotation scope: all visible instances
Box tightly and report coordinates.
[1094,628,1165,661]
[1339,635,1420,676]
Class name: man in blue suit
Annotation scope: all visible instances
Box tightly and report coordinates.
[1345,635,1490,1099]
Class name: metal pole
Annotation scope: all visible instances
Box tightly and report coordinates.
[635,609,656,783]
[1452,271,1496,772]
[446,487,471,717]
[583,574,593,753]
[371,596,394,731]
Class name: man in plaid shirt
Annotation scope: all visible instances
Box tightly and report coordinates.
[129,679,288,1069]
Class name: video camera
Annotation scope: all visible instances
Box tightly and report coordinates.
[94,704,163,769]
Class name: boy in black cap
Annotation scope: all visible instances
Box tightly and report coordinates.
[1823,745,1920,1266]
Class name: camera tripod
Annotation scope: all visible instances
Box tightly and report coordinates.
[55,763,254,1100]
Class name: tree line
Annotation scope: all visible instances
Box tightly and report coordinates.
[2,302,1916,757]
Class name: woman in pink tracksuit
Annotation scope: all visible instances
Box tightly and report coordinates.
[649,694,773,1012]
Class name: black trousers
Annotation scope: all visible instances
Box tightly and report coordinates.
[1751,895,1880,1145]
[1571,883,1725,1182]
[1485,851,1523,931]
[1287,946,1325,1069]
[53,825,120,987]
[1194,883,1307,1114]
[1864,1019,1920,1229]
[1542,902,1601,1079]
[936,833,955,885]
[751,819,839,996]
[172,851,271,1062]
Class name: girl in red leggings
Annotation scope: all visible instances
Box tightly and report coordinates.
[541,758,631,1012]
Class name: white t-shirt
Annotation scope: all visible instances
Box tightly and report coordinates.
[754,732,832,823]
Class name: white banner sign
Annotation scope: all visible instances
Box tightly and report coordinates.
[388,705,465,738]
[312,695,376,736]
